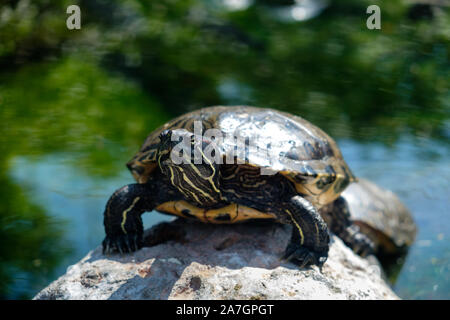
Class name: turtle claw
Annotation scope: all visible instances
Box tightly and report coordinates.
[282,244,328,268]
[102,233,143,255]
[102,241,110,255]
[132,234,139,252]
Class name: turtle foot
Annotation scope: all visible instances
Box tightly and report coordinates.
[282,243,328,268]
[102,232,143,255]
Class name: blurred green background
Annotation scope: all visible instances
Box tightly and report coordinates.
[0,0,448,299]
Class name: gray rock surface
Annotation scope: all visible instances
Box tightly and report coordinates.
[34,219,399,300]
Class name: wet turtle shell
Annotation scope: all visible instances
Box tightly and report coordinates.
[340,178,417,254]
[127,106,355,207]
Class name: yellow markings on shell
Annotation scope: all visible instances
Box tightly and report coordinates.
[316,183,342,206]
[203,203,238,223]
[155,201,276,224]
[282,171,345,206]
[121,197,141,234]
[285,209,304,245]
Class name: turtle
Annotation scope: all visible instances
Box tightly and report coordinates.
[320,178,417,262]
[102,106,373,267]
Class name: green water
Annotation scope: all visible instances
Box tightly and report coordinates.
[0,0,448,299]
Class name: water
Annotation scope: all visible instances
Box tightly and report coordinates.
[0,0,448,299]
[340,138,449,299]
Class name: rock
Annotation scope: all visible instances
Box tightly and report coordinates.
[34,219,399,300]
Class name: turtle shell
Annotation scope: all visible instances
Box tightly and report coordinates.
[127,106,355,207]
[341,178,417,252]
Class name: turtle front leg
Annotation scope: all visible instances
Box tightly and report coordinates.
[102,180,179,254]
[280,196,330,268]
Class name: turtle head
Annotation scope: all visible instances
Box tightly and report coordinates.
[157,129,222,205]
[157,129,176,162]
[157,129,203,166]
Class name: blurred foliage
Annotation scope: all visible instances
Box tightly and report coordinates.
[0,0,77,68]
[1,0,448,144]
[0,0,449,299]
[0,57,169,177]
